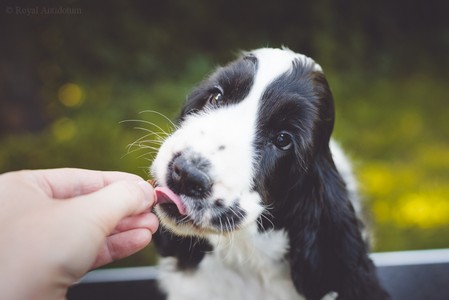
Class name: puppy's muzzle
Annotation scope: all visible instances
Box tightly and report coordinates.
[168,152,213,199]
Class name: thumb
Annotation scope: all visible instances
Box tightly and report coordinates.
[71,180,155,235]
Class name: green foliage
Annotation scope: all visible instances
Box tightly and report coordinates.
[330,72,449,251]
[0,61,214,267]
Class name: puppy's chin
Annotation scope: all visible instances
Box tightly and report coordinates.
[155,201,262,237]
[154,207,208,236]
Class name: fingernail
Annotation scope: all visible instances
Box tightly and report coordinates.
[137,180,156,206]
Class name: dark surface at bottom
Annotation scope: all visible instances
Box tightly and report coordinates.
[68,262,449,300]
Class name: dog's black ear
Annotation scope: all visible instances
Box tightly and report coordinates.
[153,226,212,270]
[287,148,389,300]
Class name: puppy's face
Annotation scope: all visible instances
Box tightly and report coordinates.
[151,48,332,236]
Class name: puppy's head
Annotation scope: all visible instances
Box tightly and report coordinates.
[151,48,333,236]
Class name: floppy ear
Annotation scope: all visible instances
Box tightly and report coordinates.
[287,148,389,300]
[153,225,212,270]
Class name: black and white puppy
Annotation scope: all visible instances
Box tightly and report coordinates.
[150,48,389,300]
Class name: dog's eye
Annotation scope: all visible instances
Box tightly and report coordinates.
[208,87,223,106]
[273,132,293,150]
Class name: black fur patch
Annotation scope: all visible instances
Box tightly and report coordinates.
[253,59,334,225]
[180,54,257,119]
[153,226,213,271]
[210,202,246,231]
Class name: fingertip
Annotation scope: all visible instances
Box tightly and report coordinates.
[133,228,153,247]
[137,180,156,207]
[91,229,153,269]
[147,212,160,234]
[112,212,160,234]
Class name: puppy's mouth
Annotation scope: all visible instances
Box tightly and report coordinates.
[153,186,214,235]
[154,186,187,216]
[153,184,249,235]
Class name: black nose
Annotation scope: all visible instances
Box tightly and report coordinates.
[168,153,212,198]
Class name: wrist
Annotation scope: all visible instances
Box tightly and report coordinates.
[0,252,69,300]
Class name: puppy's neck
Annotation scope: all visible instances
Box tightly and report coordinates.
[207,226,290,271]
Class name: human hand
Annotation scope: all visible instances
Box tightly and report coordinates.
[0,168,159,300]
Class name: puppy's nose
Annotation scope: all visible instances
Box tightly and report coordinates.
[169,153,212,198]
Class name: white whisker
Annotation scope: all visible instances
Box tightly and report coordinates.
[120,119,171,135]
[139,110,179,130]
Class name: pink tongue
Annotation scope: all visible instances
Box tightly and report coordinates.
[154,187,187,216]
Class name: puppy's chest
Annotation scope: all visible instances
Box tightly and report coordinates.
[158,229,305,300]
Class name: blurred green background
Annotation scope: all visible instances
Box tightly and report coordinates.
[1,0,448,267]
